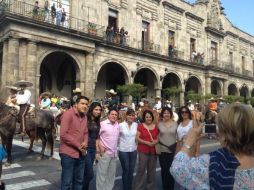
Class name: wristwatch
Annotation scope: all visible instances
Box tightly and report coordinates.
[183,143,192,150]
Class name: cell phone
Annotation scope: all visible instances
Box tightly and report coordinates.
[204,124,217,134]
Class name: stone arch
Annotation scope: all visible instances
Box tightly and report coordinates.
[39,51,81,98]
[211,80,222,96]
[240,84,250,98]
[185,76,202,94]
[133,67,158,102]
[228,83,238,96]
[161,72,183,105]
[251,88,254,97]
[95,62,128,100]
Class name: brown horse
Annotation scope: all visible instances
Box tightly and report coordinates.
[0,102,54,165]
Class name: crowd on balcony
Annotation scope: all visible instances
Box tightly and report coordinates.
[106,26,128,46]
[32,1,66,26]
[191,50,204,64]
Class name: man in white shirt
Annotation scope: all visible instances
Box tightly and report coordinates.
[14,80,33,136]
[153,96,162,111]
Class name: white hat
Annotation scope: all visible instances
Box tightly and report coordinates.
[105,89,117,95]
[13,80,33,87]
[155,96,161,99]
[73,88,82,93]
[6,85,20,91]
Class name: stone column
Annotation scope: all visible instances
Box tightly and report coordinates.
[223,80,228,96]
[26,40,37,104]
[18,40,27,80]
[0,40,8,88]
[84,52,94,99]
[155,88,161,98]
[179,91,185,107]
[205,77,211,95]
[6,37,19,85]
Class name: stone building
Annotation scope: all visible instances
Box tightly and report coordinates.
[0,0,254,106]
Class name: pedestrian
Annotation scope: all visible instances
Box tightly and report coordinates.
[50,3,56,24]
[118,108,138,190]
[82,102,102,190]
[133,109,159,190]
[61,7,66,26]
[157,107,177,190]
[44,0,49,22]
[56,4,62,26]
[96,108,120,190]
[32,1,39,19]
[170,103,254,189]
[59,95,89,190]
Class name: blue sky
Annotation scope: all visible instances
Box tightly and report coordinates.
[188,0,254,36]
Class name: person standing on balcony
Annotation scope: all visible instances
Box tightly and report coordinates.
[120,27,126,45]
[61,8,66,27]
[32,1,39,19]
[44,0,49,22]
[56,4,62,26]
[50,3,56,24]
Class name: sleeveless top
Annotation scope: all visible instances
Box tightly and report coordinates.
[177,120,193,141]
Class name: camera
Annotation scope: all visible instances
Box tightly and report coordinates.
[204,124,217,134]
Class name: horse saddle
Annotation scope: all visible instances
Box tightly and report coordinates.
[26,105,36,118]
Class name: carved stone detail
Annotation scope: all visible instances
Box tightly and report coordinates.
[136,1,158,21]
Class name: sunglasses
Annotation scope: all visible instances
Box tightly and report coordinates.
[181,111,189,114]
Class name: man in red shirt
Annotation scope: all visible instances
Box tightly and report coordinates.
[60,95,89,190]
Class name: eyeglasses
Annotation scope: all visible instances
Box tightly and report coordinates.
[181,111,188,114]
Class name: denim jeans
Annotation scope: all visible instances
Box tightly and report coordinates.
[60,153,85,190]
[119,151,137,190]
[82,147,96,190]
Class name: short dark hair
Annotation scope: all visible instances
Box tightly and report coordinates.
[76,95,89,104]
[126,108,135,115]
[142,109,154,122]
[160,107,173,118]
[108,107,118,115]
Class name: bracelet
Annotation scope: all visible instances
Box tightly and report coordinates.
[183,143,192,150]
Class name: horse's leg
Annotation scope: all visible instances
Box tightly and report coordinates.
[27,130,35,153]
[46,128,54,159]
[39,129,47,159]
[1,135,13,166]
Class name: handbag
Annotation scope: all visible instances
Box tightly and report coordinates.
[144,125,161,155]
[0,144,6,161]
[159,141,177,154]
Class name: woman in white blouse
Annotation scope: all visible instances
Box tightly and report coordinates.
[118,108,138,190]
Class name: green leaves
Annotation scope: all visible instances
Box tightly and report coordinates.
[117,83,147,99]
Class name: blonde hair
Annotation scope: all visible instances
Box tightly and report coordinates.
[217,103,254,155]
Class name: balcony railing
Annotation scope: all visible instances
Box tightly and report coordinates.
[0,0,105,37]
[138,41,160,54]
[104,32,130,46]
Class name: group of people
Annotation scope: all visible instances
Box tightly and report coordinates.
[106,26,128,45]
[32,1,66,26]
[191,50,204,64]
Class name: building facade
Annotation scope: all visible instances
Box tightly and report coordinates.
[0,0,254,105]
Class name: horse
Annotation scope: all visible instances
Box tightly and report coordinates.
[0,102,55,165]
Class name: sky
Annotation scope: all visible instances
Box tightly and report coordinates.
[188,0,254,36]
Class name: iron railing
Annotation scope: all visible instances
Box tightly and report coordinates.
[138,41,161,54]
[0,0,105,37]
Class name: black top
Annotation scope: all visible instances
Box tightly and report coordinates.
[87,120,100,148]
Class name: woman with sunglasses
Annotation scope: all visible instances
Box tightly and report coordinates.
[82,102,102,190]
[118,108,138,190]
[176,106,200,157]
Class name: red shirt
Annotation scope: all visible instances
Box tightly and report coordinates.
[137,123,159,154]
[60,108,88,158]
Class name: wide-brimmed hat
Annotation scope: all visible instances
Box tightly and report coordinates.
[6,85,20,91]
[13,80,33,87]
[208,97,216,101]
[105,89,117,95]
[218,97,224,100]
[166,100,171,103]
[155,96,161,99]
[60,97,69,102]
[40,91,51,97]
[73,88,82,93]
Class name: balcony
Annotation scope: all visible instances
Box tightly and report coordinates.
[138,41,160,54]
[0,0,105,37]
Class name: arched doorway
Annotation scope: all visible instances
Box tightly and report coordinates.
[161,72,181,106]
[185,76,202,103]
[211,80,222,96]
[251,89,254,97]
[240,85,249,102]
[228,83,238,96]
[95,62,128,100]
[40,52,79,98]
[133,68,157,102]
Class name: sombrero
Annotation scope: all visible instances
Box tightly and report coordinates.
[40,91,51,97]
[105,89,117,95]
[208,97,216,101]
[155,96,161,99]
[6,85,20,91]
[73,88,82,93]
[13,80,33,87]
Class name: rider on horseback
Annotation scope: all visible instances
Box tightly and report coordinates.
[13,80,33,136]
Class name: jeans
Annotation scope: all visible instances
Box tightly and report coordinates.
[159,152,175,190]
[60,153,85,190]
[82,147,96,190]
[119,151,137,190]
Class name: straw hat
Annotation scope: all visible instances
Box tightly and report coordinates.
[13,80,33,87]
[208,97,216,101]
[6,85,20,91]
[40,91,51,97]
[105,89,117,95]
[73,88,82,93]
[155,96,161,99]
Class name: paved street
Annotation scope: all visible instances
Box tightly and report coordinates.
[2,137,220,190]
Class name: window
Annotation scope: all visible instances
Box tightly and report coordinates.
[229,52,233,65]
[211,41,217,61]
[108,9,118,29]
[142,21,150,50]
[168,30,175,57]
[242,56,245,71]
[190,38,196,61]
